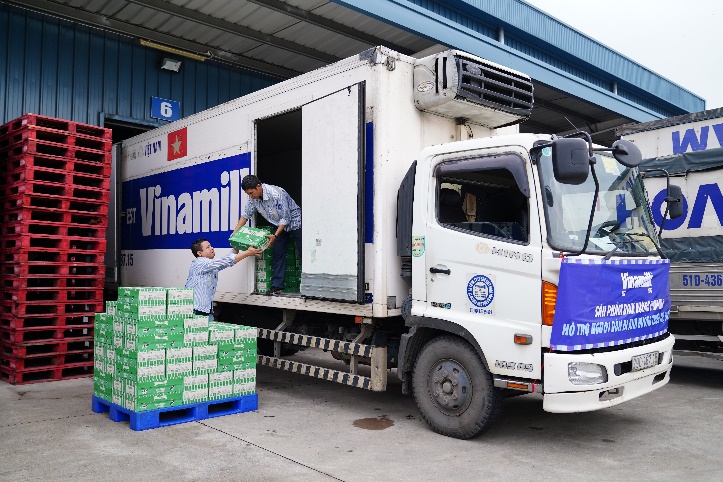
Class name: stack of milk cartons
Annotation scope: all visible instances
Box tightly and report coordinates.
[93,286,257,412]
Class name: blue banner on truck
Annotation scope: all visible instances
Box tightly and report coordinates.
[551,258,670,351]
[121,153,251,251]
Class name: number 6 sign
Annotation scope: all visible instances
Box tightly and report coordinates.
[151,96,181,121]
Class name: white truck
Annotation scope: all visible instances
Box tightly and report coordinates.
[115,47,678,438]
[620,109,723,359]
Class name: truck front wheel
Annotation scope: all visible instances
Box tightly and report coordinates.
[412,336,503,439]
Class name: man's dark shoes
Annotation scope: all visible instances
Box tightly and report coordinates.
[267,286,283,296]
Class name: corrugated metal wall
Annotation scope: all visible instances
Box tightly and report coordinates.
[0,3,281,128]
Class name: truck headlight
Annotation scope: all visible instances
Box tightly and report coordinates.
[568,362,608,385]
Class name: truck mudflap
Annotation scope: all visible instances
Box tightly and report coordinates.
[542,334,675,413]
[257,328,387,391]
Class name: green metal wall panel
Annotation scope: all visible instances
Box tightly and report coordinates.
[0,3,281,128]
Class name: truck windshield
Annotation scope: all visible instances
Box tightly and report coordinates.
[537,147,660,255]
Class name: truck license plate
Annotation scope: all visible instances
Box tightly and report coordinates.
[631,351,659,371]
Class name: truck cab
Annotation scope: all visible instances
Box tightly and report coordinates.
[396,134,675,438]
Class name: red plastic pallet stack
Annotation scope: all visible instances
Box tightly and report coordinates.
[0,113,112,384]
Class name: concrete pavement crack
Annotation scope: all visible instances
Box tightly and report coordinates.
[196,421,344,481]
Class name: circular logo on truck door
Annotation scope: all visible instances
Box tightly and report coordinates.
[466,275,495,307]
[417,81,435,93]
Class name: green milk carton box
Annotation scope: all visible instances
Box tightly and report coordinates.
[167,304,194,316]
[184,316,209,331]
[209,384,234,400]
[118,286,168,304]
[209,322,236,343]
[229,226,271,251]
[183,374,209,403]
[167,287,194,304]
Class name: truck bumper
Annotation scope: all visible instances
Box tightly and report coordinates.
[542,334,675,413]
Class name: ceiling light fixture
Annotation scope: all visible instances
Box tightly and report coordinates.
[160,58,183,73]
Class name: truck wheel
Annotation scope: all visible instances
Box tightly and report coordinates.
[412,336,503,439]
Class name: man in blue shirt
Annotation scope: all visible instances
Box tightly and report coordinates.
[185,238,261,318]
[233,175,301,295]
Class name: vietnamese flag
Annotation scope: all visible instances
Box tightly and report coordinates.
[167,127,187,161]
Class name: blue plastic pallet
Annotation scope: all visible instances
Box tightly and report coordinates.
[91,394,258,431]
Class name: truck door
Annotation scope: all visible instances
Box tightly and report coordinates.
[300,83,365,302]
[423,150,543,377]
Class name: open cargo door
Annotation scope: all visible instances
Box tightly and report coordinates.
[301,83,365,302]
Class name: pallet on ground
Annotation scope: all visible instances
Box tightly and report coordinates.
[1,221,106,239]
[0,153,111,177]
[1,233,107,252]
[0,361,93,384]
[0,272,105,289]
[91,393,259,431]
[2,165,110,190]
[0,126,111,152]
[0,313,95,330]
[0,139,111,164]
[1,206,107,228]
[0,325,93,344]
[0,300,103,318]
[1,287,104,303]
[0,338,93,358]
[2,192,109,214]
[0,351,93,371]
[0,114,111,140]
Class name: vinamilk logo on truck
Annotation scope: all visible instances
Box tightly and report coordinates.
[121,153,251,250]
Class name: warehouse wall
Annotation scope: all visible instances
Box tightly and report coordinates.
[0,3,281,130]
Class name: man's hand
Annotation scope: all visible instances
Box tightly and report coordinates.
[246,247,263,258]
[265,233,277,248]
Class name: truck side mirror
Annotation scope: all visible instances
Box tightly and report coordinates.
[551,137,589,185]
[611,139,642,167]
[667,184,683,219]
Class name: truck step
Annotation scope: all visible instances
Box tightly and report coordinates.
[258,328,373,357]
[90,393,258,431]
[259,355,378,390]
[257,329,387,391]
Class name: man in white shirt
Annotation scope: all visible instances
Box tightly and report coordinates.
[232,175,301,295]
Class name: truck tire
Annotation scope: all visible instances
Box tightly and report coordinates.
[412,336,503,439]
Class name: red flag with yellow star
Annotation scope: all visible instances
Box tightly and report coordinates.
[167,127,187,161]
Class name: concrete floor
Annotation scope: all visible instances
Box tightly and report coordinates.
[1,351,722,481]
